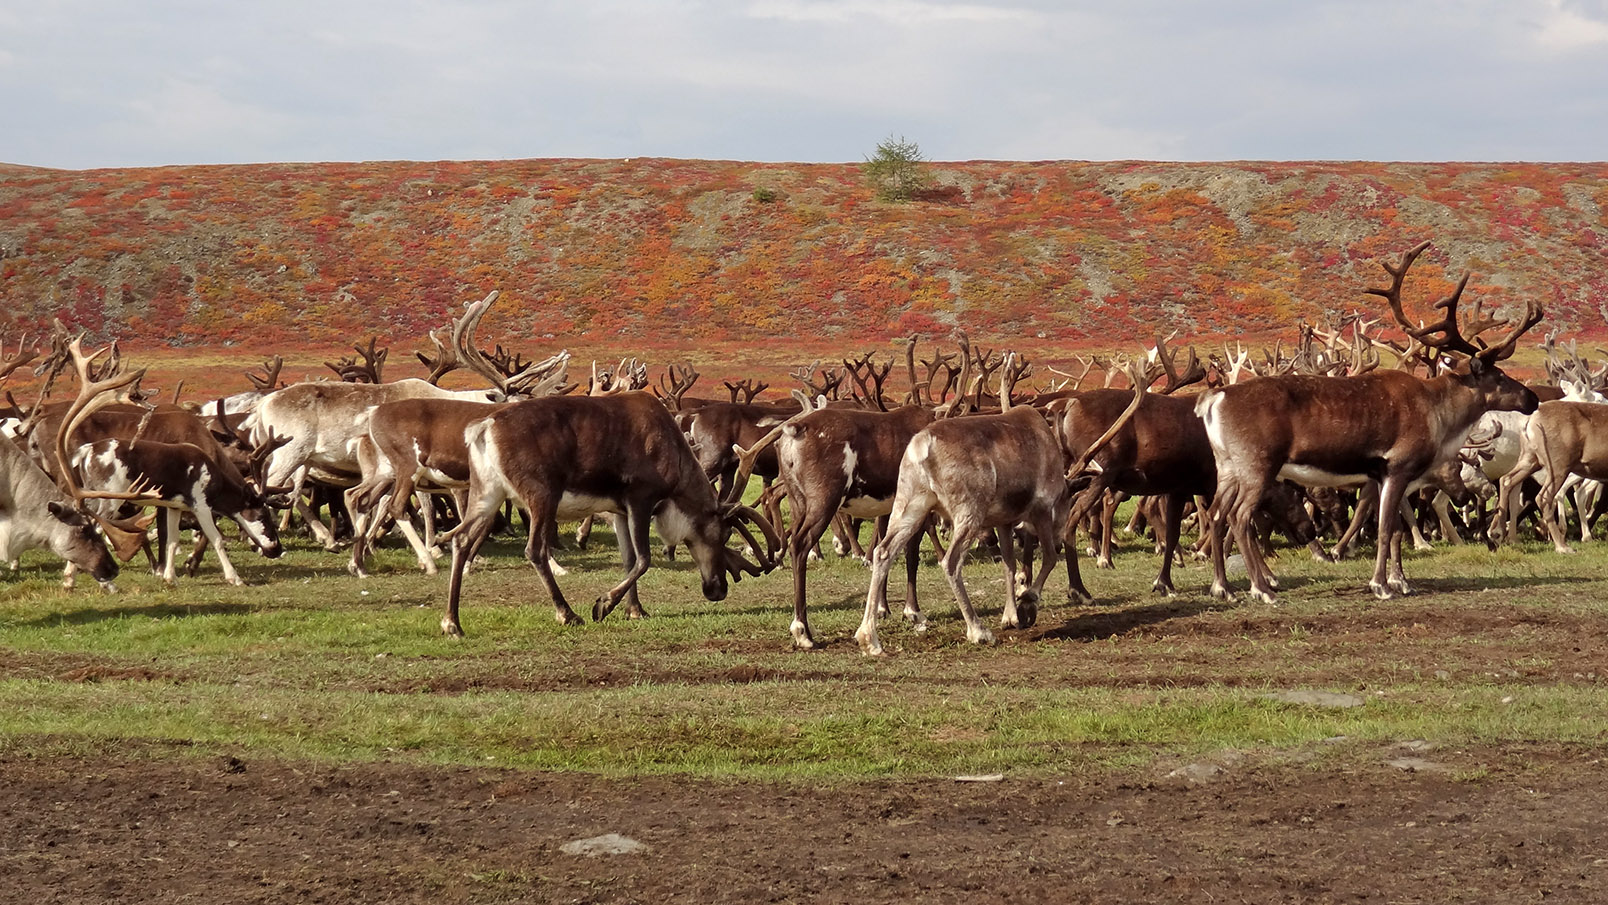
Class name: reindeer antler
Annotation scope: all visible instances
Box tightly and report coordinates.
[326,337,387,383]
[1369,241,1543,365]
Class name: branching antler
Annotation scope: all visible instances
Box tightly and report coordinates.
[0,334,38,383]
[325,337,387,383]
[654,362,700,411]
[1149,334,1205,395]
[723,378,769,404]
[243,355,285,393]
[1368,240,1543,366]
[791,360,844,402]
[452,291,571,398]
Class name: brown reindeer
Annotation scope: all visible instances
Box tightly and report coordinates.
[442,392,779,636]
[1198,241,1542,603]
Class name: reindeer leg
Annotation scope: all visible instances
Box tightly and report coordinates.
[192,502,244,586]
[902,526,924,630]
[923,520,947,559]
[1060,483,1103,604]
[512,497,582,626]
[998,526,1023,629]
[1373,473,1412,597]
[1016,509,1059,627]
[417,490,437,550]
[594,506,652,622]
[1153,493,1185,596]
[391,511,438,576]
[1096,491,1120,569]
[1538,471,1575,554]
[1402,495,1433,552]
[939,518,994,645]
[160,508,182,586]
[183,533,208,577]
[1432,491,1462,546]
[857,492,934,656]
[788,496,839,649]
[1331,484,1375,560]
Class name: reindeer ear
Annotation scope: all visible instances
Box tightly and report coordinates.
[47,501,83,524]
[1467,356,1486,376]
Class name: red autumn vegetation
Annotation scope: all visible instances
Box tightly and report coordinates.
[2,158,1605,378]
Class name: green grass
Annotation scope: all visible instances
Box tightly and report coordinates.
[2,513,1607,781]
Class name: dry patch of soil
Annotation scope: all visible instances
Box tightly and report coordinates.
[4,745,1606,904]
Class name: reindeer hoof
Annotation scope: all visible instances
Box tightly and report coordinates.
[96,580,118,594]
[1250,587,1278,605]
[1095,557,1114,570]
[1369,581,1395,601]
[1151,580,1177,597]
[1012,593,1038,630]
[966,625,996,646]
[904,610,928,632]
[854,628,884,657]
[589,598,612,623]
[441,617,463,637]
[790,620,816,649]
[1388,578,1413,596]
[1068,588,1093,605]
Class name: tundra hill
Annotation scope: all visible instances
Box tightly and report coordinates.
[1,159,1605,364]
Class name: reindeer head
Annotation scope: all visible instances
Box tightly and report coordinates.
[654,496,780,602]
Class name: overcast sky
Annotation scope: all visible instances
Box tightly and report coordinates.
[3,0,1607,169]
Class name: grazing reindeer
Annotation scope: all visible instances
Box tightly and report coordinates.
[1198,241,1542,603]
[443,392,780,637]
[71,434,285,586]
[35,338,177,590]
[854,356,1147,656]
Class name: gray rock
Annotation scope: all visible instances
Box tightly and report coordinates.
[1166,762,1224,783]
[1262,690,1365,708]
[1386,757,1450,774]
[560,833,649,857]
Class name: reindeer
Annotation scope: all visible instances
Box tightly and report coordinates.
[244,291,569,550]
[29,338,176,590]
[71,433,285,586]
[1049,336,1208,602]
[854,356,1147,655]
[442,392,779,636]
[1198,241,1542,603]
[1495,400,1608,553]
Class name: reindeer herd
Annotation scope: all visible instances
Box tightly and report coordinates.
[6,241,1608,654]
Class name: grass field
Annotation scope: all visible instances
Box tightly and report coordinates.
[3,512,1605,785]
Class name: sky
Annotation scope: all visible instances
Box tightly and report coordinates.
[3,0,1607,169]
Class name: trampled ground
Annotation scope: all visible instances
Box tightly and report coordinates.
[3,527,1607,904]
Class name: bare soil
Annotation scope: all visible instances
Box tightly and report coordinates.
[5,744,1606,904]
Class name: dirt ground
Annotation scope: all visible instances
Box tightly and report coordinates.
[4,745,1606,905]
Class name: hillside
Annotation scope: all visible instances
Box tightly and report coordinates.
[1,158,1605,362]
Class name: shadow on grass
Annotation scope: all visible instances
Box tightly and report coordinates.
[1035,597,1234,642]
[20,601,256,628]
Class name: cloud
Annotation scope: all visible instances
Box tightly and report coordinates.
[745,0,1037,25]
[3,1,1606,167]
[119,80,298,150]
[1532,0,1608,50]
